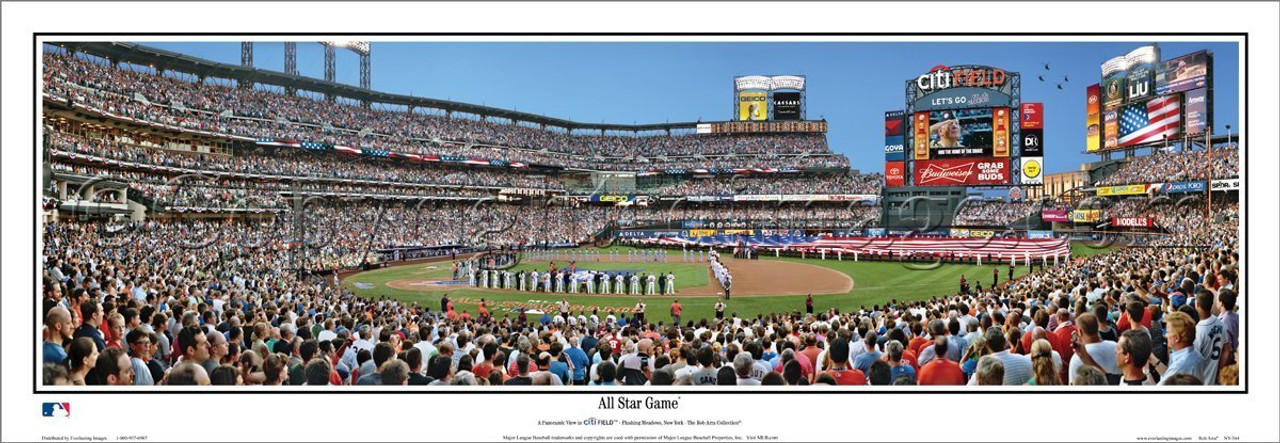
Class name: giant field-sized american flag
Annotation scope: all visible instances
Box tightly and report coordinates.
[1119,95,1181,147]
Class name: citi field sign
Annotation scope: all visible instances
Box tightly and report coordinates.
[916,65,1009,92]
[910,64,1018,110]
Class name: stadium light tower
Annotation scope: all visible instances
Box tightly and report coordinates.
[284,42,298,95]
[239,42,254,89]
[318,40,372,103]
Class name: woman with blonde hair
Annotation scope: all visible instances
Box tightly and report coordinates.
[1027,339,1061,385]
[959,335,987,381]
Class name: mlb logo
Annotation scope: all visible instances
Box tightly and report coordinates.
[42,402,70,418]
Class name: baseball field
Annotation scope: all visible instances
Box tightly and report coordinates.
[339,244,1115,321]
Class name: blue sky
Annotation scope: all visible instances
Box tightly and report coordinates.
[139,40,1239,175]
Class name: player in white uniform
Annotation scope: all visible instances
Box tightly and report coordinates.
[646,274,657,295]
[630,274,641,295]
[615,274,625,294]
[666,273,676,295]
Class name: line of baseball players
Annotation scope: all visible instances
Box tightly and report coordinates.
[468,263,676,296]
[708,248,733,298]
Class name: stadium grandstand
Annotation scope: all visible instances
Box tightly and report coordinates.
[40,41,1240,390]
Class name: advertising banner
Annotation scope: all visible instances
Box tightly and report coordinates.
[949,228,971,238]
[1119,95,1181,147]
[884,136,905,161]
[1097,184,1148,196]
[688,195,732,202]
[590,194,635,203]
[827,194,878,202]
[1211,179,1240,191]
[1103,110,1120,150]
[1041,209,1069,223]
[722,229,755,236]
[969,230,996,238]
[1020,156,1044,185]
[913,111,931,160]
[1071,209,1101,223]
[1021,128,1044,157]
[1020,102,1043,129]
[696,123,712,134]
[1184,88,1209,136]
[772,92,801,120]
[885,110,905,161]
[737,91,768,121]
[688,229,717,237]
[885,110,905,136]
[733,194,780,202]
[885,161,906,187]
[864,228,887,237]
[1157,50,1211,96]
[780,194,822,202]
[919,108,1005,159]
[913,158,1011,186]
[1125,59,1158,104]
[1086,84,1102,152]
[682,220,706,229]
[1163,181,1207,193]
[1026,230,1054,239]
[1112,217,1155,228]
[993,107,1011,157]
[1103,74,1126,110]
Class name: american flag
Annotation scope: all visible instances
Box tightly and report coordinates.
[1119,95,1180,147]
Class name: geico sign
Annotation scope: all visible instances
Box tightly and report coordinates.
[917,65,1008,92]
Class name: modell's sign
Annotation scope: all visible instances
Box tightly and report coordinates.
[914,158,1010,186]
[917,65,1008,92]
[1112,217,1155,228]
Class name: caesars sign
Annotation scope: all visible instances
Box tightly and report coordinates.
[772,92,801,121]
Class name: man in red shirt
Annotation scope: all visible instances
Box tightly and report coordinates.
[799,334,822,370]
[908,322,931,357]
[670,300,683,326]
[823,338,867,385]
[1052,310,1077,364]
[918,336,966,385]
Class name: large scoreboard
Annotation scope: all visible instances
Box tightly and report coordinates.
[1087,45,1214,152]
[896,64,1039,188]
[733,75,807,122]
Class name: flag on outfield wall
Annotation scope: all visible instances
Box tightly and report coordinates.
[1119,95,1181,147]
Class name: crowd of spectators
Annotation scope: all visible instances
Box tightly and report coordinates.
[43,52,848,171]
[41,197,1239,387]
[618,204,880,228]
[644,172,882,197]
[1106,196,1239,235]
[1099,147,1239,186]
[952,200,1042,227]
[48,131,568,191]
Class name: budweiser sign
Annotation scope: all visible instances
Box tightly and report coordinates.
[914,158,1010,186]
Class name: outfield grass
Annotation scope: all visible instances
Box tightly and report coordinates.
[1071,241,1125,258]
[343,245,1051,321]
